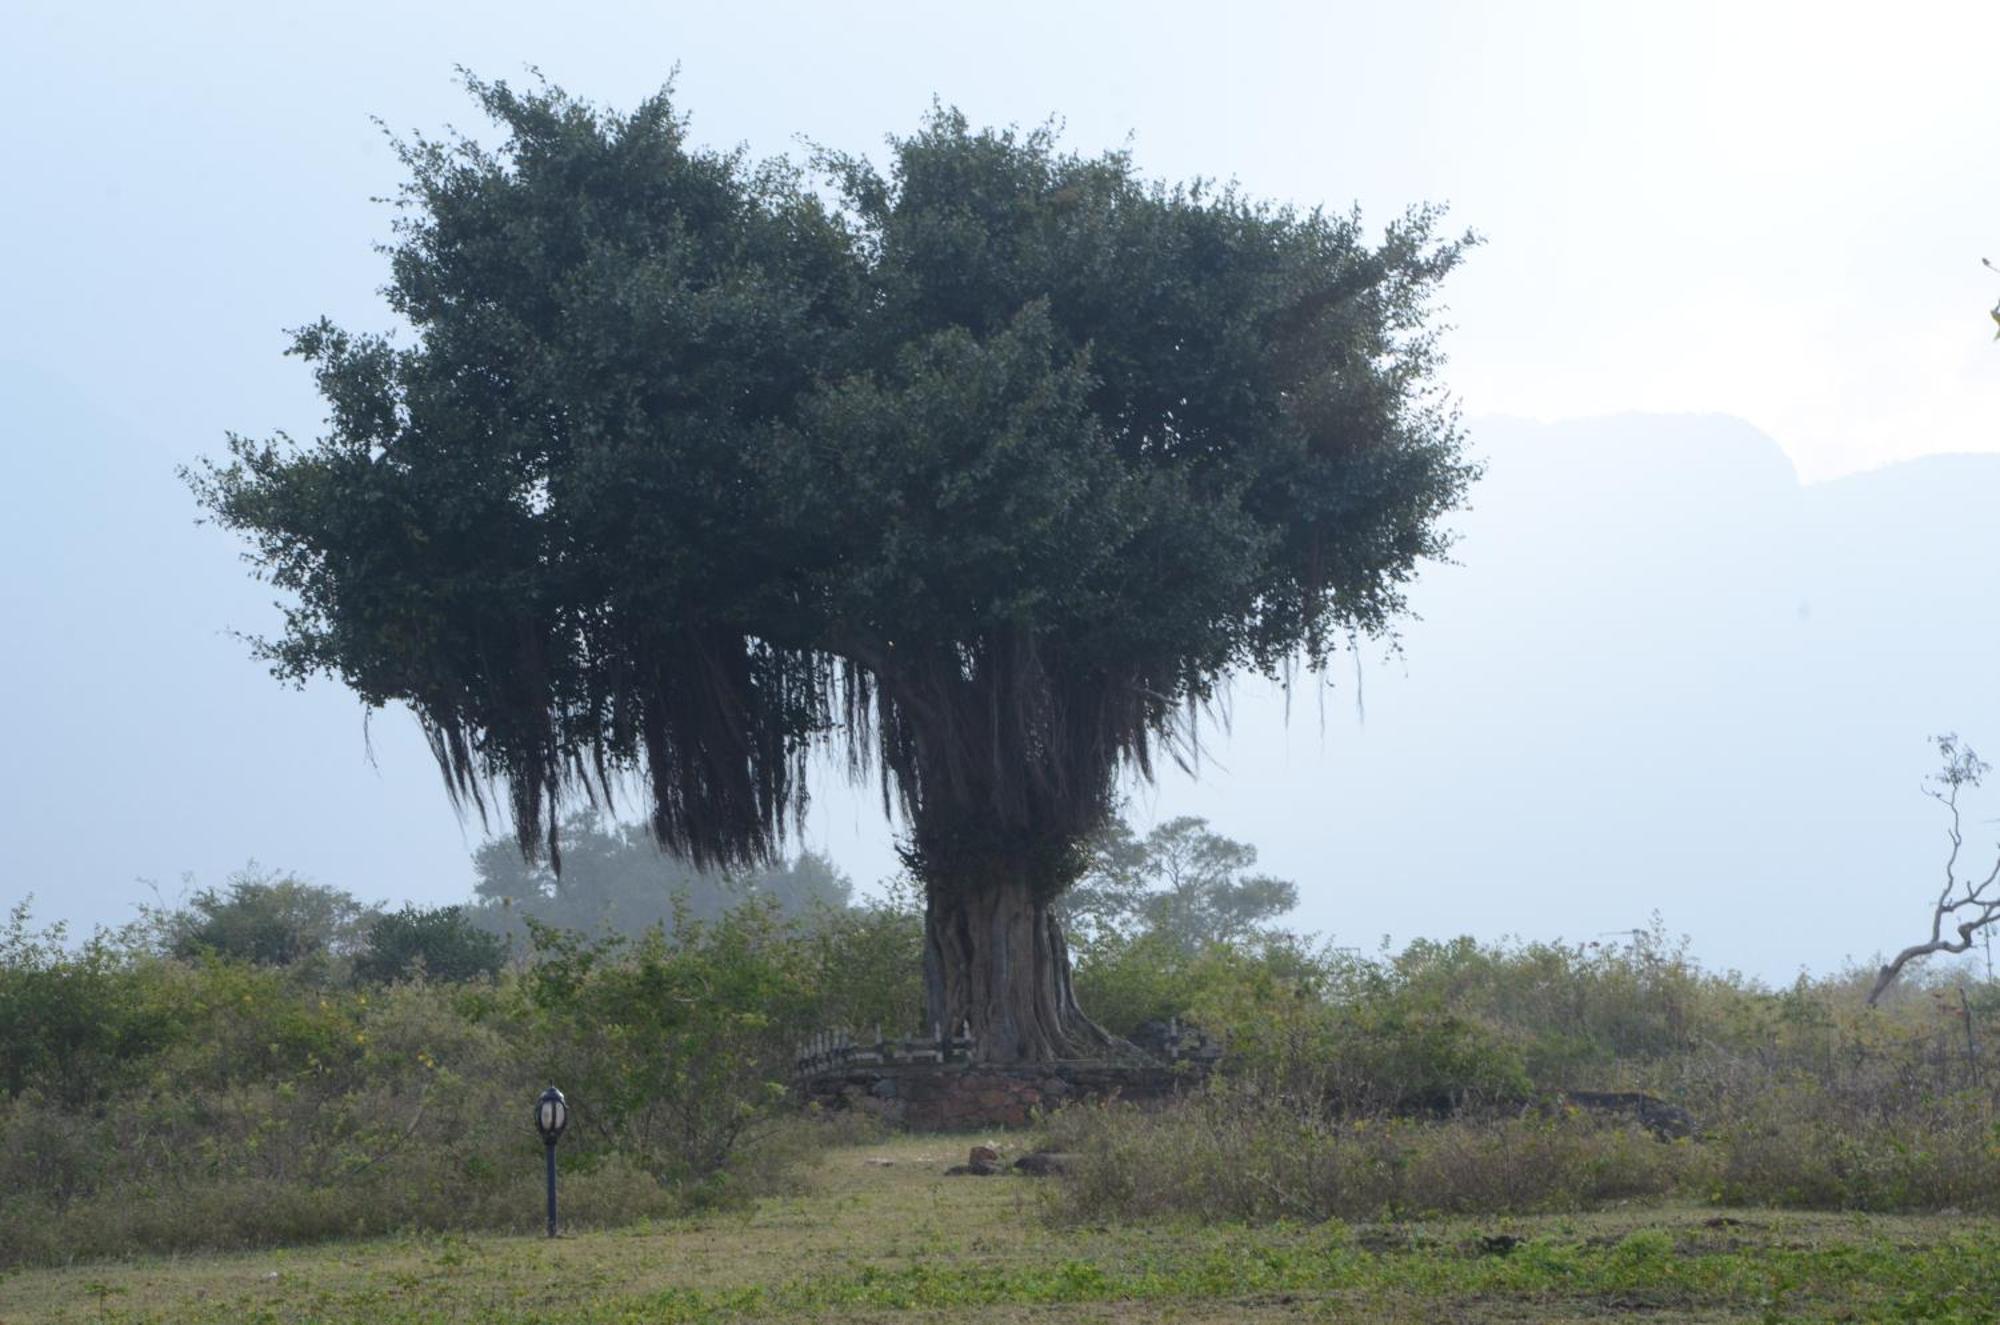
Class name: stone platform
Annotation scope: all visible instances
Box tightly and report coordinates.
[799,1059,1194,1129]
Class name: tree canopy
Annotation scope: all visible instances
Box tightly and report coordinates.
[353,904,509,983]
[1062,815,1299,952]
[161,869,376,970]
[190,76,1475,1059]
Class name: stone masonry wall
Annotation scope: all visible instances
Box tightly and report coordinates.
[799,1060,1193,1129]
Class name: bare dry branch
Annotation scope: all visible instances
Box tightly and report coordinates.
[1868,735,2000,1006]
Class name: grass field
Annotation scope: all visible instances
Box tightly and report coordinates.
[6,1133,1999,1324]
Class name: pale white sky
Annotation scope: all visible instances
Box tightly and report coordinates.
[5,1,1995,479]
[4,1,1999,977]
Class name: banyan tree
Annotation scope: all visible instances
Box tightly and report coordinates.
[191,77,1476,1062]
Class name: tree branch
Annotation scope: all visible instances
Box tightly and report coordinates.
[1868,735,2000,1006]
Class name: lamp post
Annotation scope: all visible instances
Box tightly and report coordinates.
[534,1085,569,1238]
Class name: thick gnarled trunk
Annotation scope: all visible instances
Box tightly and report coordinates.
[864,631,1140,1062]
[922,871,1114,1063]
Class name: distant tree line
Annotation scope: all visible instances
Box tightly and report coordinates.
[130,811,1288,999]
[150,868,508,985]
[468,810,852,943]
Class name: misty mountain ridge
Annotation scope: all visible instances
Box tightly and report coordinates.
[1138,410,2000,981]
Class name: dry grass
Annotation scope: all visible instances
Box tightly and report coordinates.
[1039,1091,1707,1224]
[4,1133,1998,1324]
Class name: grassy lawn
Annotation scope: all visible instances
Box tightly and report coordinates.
[5,1133,1999,1323]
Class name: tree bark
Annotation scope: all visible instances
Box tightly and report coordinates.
[922,870,1116,1063]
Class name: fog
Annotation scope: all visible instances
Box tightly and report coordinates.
[5,1,1998,982]
[11,377,1996,982]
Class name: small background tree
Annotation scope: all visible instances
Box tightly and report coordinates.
[1063,814,1298,952]
[161,868,375,973]
[353,904,507,983]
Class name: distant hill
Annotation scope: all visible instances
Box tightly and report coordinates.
[1141,413,2000,983]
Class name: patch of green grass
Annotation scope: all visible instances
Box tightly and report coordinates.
[5,1135,2000,1323]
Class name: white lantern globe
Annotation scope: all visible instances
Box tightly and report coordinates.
[535,1086,569,1144]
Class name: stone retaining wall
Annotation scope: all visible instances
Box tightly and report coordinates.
[800,1060,1194,1129]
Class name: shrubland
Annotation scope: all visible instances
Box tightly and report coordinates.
[1059,918,2000,1223]
[0,891,915,1267]
[8,825,2000,1268]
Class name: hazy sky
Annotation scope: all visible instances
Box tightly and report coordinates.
[9,1,1997,480]
[5,1,1999,979]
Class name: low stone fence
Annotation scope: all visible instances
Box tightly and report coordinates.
[799,1058,1192,1128]
[791,1027,1697,1135]
[794,1017,1219,1078]
[795,1025,976,1075]
[791,1019,1218,1128]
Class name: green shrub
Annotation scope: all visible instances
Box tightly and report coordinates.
[160,869,376,972]
[1071,929,1210,1036]
[0,901,182,1105]
[523,902,820,1183]
[354,905,508,983]
[20,873,2000,1264]
[801,890,925,1036]
[152,957,365,1088]
[1120,937,1532,1113]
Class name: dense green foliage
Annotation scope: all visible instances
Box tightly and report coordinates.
[354,904,508,983]
[161,869,375,971]
[0,903,181,1106]
[523,907,818,1180]
[1047,1064,2000,1227]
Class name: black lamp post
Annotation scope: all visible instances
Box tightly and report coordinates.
[534,1085,569,1238]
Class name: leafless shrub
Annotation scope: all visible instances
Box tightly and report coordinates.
[1869,735,2000,1006]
